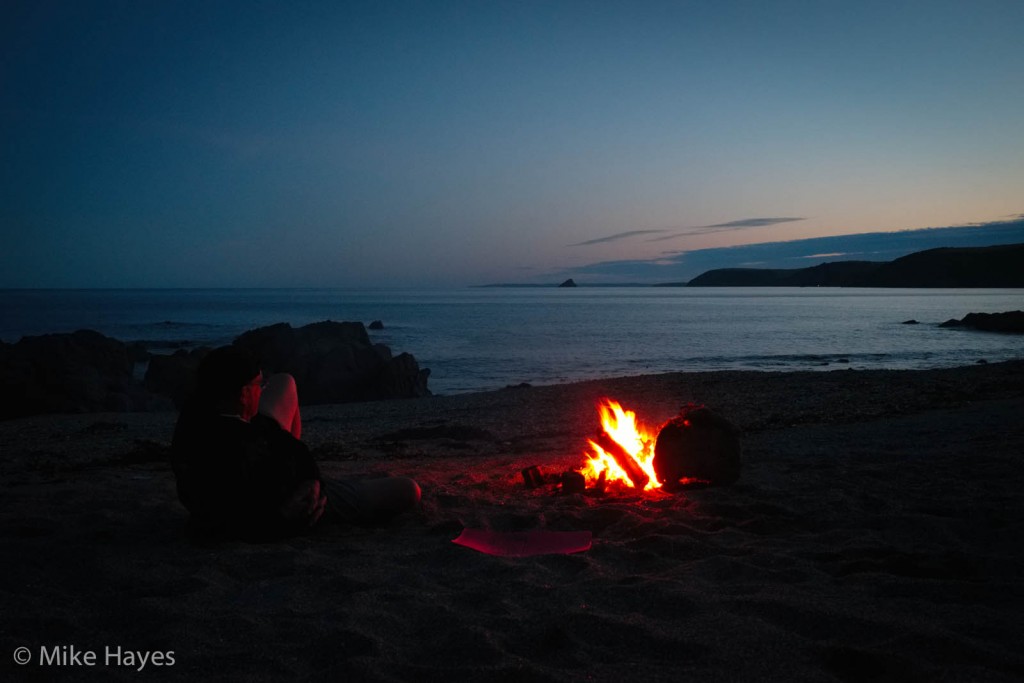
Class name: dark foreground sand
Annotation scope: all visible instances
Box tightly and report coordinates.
[2,362,1023,682]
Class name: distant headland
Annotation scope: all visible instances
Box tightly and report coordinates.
[686,243,1024,287]
[484,243,1024,288]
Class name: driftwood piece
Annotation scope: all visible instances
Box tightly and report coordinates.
[653,405,741,487]
[595,432,650,490]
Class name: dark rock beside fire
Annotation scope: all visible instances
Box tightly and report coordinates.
[653,405,741,487]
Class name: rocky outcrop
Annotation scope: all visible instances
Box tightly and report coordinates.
[939,311,1024,333]
[143,348,211,409]
[0,321,432,419]
[558,278,578,288]
[0,330,169,419]
[232,321,430,404]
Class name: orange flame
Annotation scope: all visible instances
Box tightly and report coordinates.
[581,399,661,491]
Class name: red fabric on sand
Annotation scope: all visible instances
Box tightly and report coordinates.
[452,528,592,557]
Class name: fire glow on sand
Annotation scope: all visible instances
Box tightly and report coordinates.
[518,398,741,495]
[579,398,741,493]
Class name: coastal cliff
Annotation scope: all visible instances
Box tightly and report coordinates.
[687,243,1024,287]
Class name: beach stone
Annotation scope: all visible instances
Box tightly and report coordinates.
[653,404,741,487]
[233,321,430,404]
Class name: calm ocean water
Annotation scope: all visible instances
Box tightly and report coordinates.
[2,288,1022,395]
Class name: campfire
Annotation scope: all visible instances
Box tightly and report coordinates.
[522,397,742,495]
[581,399,662,492]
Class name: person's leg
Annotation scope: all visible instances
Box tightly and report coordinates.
[322,476,421,524]
[258,373,302,439]
[355,477,421,521]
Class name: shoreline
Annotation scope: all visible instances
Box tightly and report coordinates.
[4,289,1024,401]
[4,359,1022,464]
[2,361,1023,680]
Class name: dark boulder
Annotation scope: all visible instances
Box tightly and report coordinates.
[233,321,430,404]
[0,321,432,418]
[653,404,741,487]
[0,330,164,419]
[368,320,385,330]
[143,347,212,409]
[126,341,152,363]
[939,311,1024,333]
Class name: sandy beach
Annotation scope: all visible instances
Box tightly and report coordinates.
[2,361,1022,682]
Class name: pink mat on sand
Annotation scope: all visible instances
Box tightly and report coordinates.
[452,528,592,557]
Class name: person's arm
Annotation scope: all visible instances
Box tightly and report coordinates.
[251,413,321,481]
[250,414,325,529]
[279,479,327,527]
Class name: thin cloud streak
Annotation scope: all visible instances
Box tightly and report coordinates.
[647,226,744,242]
[706,217,805,228]
[568,230,667,247]
[646,217,806,243]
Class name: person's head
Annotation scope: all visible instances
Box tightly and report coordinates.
[195,345,263,419]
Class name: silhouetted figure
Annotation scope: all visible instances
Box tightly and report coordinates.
[171,345,420,540]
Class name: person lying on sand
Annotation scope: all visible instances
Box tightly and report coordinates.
[171,345,420,540]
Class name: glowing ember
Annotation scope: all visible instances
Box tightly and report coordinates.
[581,399,661,491]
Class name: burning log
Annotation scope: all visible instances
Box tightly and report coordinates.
[653,404,741,487]
[595,431,650,491]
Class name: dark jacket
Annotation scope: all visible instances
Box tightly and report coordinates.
[171,408,320,540]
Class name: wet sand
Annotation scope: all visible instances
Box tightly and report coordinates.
[1,361,1022,681]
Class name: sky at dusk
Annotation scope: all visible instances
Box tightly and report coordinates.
[2,0,1023,288]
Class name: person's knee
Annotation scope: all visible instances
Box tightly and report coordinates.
[364,476,421,517]
[265,373,297,394]
[406,478,422,506]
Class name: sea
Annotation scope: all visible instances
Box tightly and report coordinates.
[2,288,1022,395]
